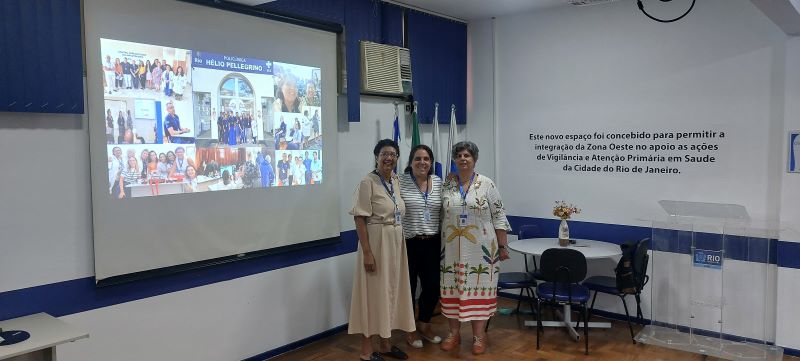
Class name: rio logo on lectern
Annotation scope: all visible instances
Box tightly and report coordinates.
[693,249,723,269]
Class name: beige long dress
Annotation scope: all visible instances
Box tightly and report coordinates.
[348,172,416,338]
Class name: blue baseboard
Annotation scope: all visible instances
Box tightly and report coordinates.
[242,324,348,361]
[0,231,358,321]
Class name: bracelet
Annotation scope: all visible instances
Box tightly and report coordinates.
[498,245,507,250]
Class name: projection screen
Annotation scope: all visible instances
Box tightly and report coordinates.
[85,0,341,281]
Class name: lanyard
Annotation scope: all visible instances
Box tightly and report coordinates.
[457,172,475,205]
[374,170,397,208]
[411,173,430,208]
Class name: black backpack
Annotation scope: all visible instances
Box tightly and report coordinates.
[615,241,638,294]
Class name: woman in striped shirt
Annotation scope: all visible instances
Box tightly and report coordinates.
[118,156,141,199]
[399,144,444,349]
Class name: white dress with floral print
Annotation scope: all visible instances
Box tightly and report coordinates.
[440,174,511,321]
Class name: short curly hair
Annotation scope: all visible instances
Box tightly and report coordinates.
[373,139,400,169]
[451,141,479,162]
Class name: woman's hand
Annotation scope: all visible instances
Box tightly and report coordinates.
[118,192,125,199]
[499,248,510,261]
[363,251,376,273]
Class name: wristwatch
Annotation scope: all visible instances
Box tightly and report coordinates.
[498,245,507,250]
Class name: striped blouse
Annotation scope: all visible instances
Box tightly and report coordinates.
[398,173,442,239]
[121,169,140,185]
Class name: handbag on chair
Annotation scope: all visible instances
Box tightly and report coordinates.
[614,242,638,294]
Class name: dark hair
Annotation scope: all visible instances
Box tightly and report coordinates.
[404,144,434,175]
[185,165,197,179]
[452,141,479,162]
[373,139,400,169]
[222,170,231,185]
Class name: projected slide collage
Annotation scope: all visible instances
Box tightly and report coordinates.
[101,38,323,199]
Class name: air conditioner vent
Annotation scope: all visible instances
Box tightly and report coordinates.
[361,41,413,96]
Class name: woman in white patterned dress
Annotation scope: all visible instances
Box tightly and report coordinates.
[439,141,511,355]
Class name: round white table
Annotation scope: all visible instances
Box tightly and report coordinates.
[508,236,622,341]
[508,237,622,259]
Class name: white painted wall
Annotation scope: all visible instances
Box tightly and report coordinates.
[465,0,796,347]
[0,112,94,293]
[59,257,353,361]
[775,36,800,350]
[492,0,787,225]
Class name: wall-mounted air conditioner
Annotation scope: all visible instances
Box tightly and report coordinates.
[360,41,412,97]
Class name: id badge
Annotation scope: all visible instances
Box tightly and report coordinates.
[459,213,468,227]
[423,209,431,222]
[395,209,402,225]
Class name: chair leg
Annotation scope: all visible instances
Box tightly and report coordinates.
[583,302,589,355]
[526,287,536,315]
[582,291,599,329]
[621,296,635,343]
[634,293,644,323]
[516,288,524,313]
[536,299,542,350]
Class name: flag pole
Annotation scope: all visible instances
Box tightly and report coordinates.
[432,102,442,178]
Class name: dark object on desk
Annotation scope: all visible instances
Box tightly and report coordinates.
[0,330,31,346]
[536,248,591,355]
[583,238,650,344]
[570,239,576,244]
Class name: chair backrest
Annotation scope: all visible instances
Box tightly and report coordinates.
[540,248,587,284]
[633,238,650,289]
[518,224,540,240]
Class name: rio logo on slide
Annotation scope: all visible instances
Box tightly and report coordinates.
[693,249,723,269]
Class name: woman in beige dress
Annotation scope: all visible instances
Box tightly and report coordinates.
[349,139,415,361]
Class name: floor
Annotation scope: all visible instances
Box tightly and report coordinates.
[266,298,796,361]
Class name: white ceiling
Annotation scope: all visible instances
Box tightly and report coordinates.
[387,0,569,21]
[227,0,800,34]
[226,0,568,20]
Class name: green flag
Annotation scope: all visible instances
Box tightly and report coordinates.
[411,102,420,148]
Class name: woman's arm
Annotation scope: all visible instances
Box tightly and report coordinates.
[486,177,512,260]
[354,216,376,272]
[495,229,509,261]
[118,174,126,198]
[167,163,176,179]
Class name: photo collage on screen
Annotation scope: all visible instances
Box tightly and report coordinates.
[101,39,323,199]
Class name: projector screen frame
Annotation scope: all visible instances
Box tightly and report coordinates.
[177,0,343,34]
[85,0,344,283]
[94,236,341,287]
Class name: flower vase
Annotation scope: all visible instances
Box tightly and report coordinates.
[558,219,570,247]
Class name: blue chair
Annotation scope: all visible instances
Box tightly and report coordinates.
[498,225,543,311]
[518,224,546,281]
[583,238,650,343]
[536,248,591,355]
[487,225,541,331]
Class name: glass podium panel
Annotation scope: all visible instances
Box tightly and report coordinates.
[636,201,782,361]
